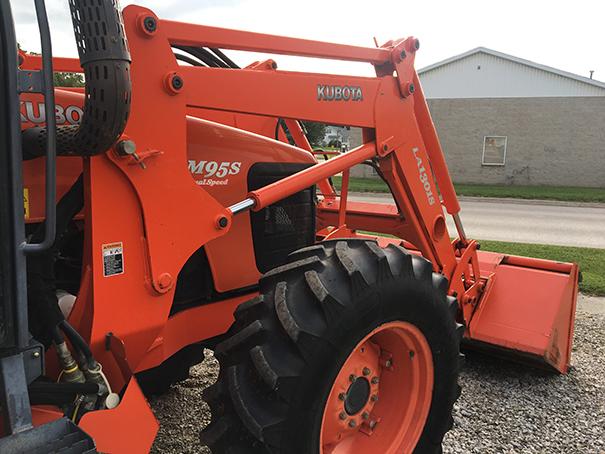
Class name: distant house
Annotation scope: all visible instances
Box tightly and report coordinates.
[322,125,351,149]
[355,47,605,188]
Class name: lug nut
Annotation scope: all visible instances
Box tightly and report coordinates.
[362,412,369,420]
[338,393,346,401]
[339,412,347,420]
[362,367,371,376]
[370,394,378,402]
[409,350,415,358]
[349,374,356,383]
[371,376,379,385]
[348,420,357,428]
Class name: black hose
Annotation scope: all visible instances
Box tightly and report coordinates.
[209,47,239,68]
[172,45,222,68]
[30,380,98,395]
[59,319,94,367]
[52,325,64,345]
[175,53,204,67]
[27,174,84,347]
[29,380,99,406]
[191,47,229,68]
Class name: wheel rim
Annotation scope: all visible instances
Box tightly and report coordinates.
[320,321,434,454]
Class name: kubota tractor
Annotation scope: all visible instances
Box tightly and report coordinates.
[0,1,579,453]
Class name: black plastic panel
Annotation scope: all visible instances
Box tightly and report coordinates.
[248,163,316,273]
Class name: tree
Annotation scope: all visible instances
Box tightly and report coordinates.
[301,121,327,147]
[53,72,84,87]
[18,43,84,88]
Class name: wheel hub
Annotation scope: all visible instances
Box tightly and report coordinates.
[344,377,370,415]
[320,321,434,454]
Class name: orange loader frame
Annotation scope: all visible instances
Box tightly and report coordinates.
[17,4,578,452]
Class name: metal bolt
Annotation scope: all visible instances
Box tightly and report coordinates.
[409,350,415,359]
[349,374,356,383]
[116,139,137,156]
[371,376,379,385]
[158,273,173,290]
[370,394,378,402]
[339,412,347,420]
[400,50,406,60]
[171,75,184,91]
[116,140,146,169]
[362,412,369,420]
[369,420,378,429]
[143,16,157,33]
[348,420,357,428]
[32,351,40,358]
[385,359,393,368]
[382,144,388,152]
[217,216,229,229]
[362,367,371,376]
[407,83,415,94]
[338,392,346,401]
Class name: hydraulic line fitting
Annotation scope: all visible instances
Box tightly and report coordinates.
[56,342,85,384]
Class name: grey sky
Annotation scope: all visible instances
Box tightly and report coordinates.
[9,0,605,81]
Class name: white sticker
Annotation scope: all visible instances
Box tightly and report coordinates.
[102,242,124,277]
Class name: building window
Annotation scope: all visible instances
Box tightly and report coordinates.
[482,136,507,166]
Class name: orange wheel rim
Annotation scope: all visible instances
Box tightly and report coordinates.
[320,321,434,454]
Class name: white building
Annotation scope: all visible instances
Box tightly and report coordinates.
[419,47,605,99]
[412,47,605,187]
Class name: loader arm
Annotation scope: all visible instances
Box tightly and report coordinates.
[21,9,468,293]
[116,5,576,374]
[128,8,463,278]
[16,2,577,388]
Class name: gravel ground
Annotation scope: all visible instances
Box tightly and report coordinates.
[150,298,605,453]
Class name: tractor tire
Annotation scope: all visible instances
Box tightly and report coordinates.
[136,343,204,396]
[200,239,463,453]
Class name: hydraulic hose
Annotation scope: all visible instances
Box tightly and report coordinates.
[27,174,83,347]
[22,0,131,159]
[29,380,99,406]
[59,319,94,368]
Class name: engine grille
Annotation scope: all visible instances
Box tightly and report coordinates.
[248,162,316,273]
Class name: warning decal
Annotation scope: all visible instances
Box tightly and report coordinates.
[24,188,30,219]
[102,242,124,277]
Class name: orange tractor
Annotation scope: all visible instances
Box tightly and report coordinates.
[0,1,579,453]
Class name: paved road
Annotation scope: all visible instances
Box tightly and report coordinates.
[348,193,605,249]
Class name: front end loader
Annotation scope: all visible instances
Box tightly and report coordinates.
[0,1,578,452]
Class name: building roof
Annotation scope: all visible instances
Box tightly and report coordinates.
[419,47,605,90]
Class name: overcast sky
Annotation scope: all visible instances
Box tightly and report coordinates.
[9,0,605,81]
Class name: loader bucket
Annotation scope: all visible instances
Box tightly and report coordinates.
[465,250,579,373]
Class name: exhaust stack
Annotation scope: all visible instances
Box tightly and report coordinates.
[23,0,132,158]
